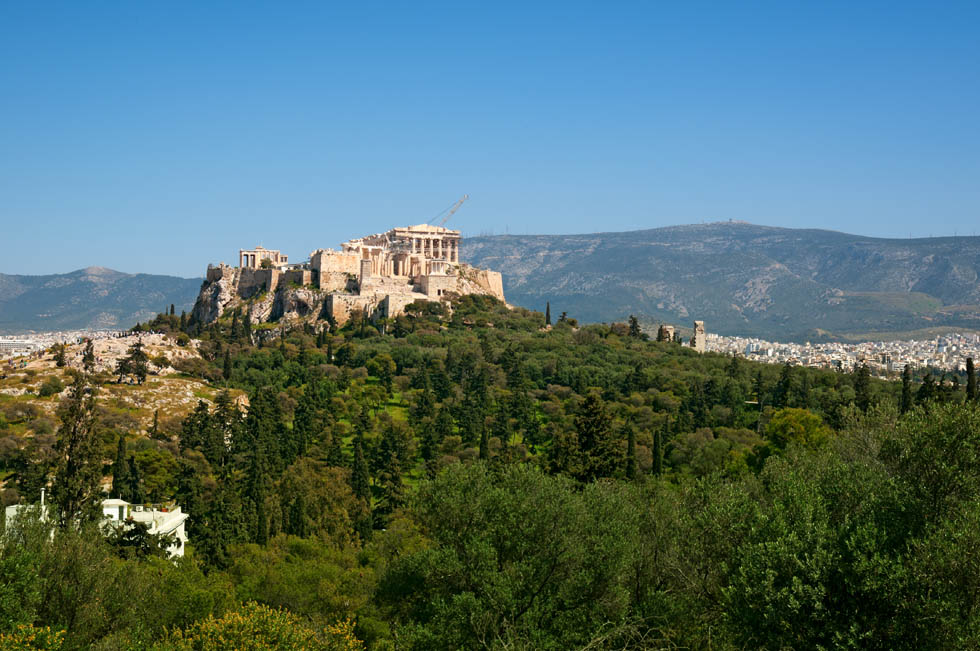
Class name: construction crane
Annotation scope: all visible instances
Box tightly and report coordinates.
[430,194,469,228]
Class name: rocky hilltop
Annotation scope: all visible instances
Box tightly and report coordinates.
[463,222,980,341]
[191,225,505,329]
[0,267,201,334]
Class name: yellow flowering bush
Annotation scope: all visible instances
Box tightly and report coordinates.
[160,602,363,650]
[0,625,66,651]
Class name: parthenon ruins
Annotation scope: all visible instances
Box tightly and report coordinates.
[197,223,505,326]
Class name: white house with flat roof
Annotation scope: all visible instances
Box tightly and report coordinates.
[4,495,189,558]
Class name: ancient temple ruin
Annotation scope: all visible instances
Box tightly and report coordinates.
[195,224,504,326]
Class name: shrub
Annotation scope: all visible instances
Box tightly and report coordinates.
[159,602,363,650]
[37,377,64,398]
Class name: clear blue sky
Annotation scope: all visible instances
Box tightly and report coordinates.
[2,1,978,277]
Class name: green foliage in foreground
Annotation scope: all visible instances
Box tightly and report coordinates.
[4,296,980,648]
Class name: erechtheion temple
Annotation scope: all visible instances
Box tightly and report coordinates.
[195,224,505,326]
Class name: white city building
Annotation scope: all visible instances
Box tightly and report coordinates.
[4,495,189,558]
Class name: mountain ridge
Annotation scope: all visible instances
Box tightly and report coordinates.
[462,222,980,341]
[0,268,202,334]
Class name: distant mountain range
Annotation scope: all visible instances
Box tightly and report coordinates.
[6,223,980,341]
[0,267,202,334]
[463,222,980,342]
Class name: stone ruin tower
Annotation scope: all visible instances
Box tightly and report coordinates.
[691,320,706,353]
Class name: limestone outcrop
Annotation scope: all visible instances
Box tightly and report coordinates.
[190,224,506,329]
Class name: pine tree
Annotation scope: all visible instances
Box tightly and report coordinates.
[967,357,977,402]
[374,455,404,527]
[52,373,102,527]
[627,315,641,339]
[573,391,620,481]
[901,364,913,414]
[545,301,551,326]
[110,435,128,499]
[53,343,67,368]
[917,372,936,405]
[119,338,149,385]
[726,354,740,379]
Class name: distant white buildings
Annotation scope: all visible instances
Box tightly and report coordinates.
[709,331,980,375]
[0,338,42,358]
[4,496,189,558]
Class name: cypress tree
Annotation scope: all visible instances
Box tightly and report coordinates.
[479,429,490,460]
[625,424,637,480]
[82,339,96,373]
[326,430,345,468]
[52,373,102,527]
[223,349,232,381]
[351,434,373,537]
[180,310,187,331]
[127,456,145,504]
[110,435,128,499]
[854,364,872,412]
[169,304,175,316]
[351,435,371,503]
[545,301,551,326]
[653,419,665,476]
[968,357,977,401]
[901,364,913,414]
[243,312,252,343]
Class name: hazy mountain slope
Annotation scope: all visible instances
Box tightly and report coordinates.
[0,267,202,333]
[463,222,980,340]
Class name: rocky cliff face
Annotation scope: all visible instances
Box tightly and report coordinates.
[190,262,505,330]
[463,223,980,341]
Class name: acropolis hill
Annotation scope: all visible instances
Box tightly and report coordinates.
[191,224,506,328]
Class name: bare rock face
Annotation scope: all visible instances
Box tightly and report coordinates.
[191,266,239,324]
[272,288,322,321]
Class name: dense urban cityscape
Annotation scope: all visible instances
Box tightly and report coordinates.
[706,331,980,376]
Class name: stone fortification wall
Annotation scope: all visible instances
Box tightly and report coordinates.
[281,269,312,287]
[311,249,361,274]
[238,268,279,298]
[317,271,355,293]
[420,274,456,298]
